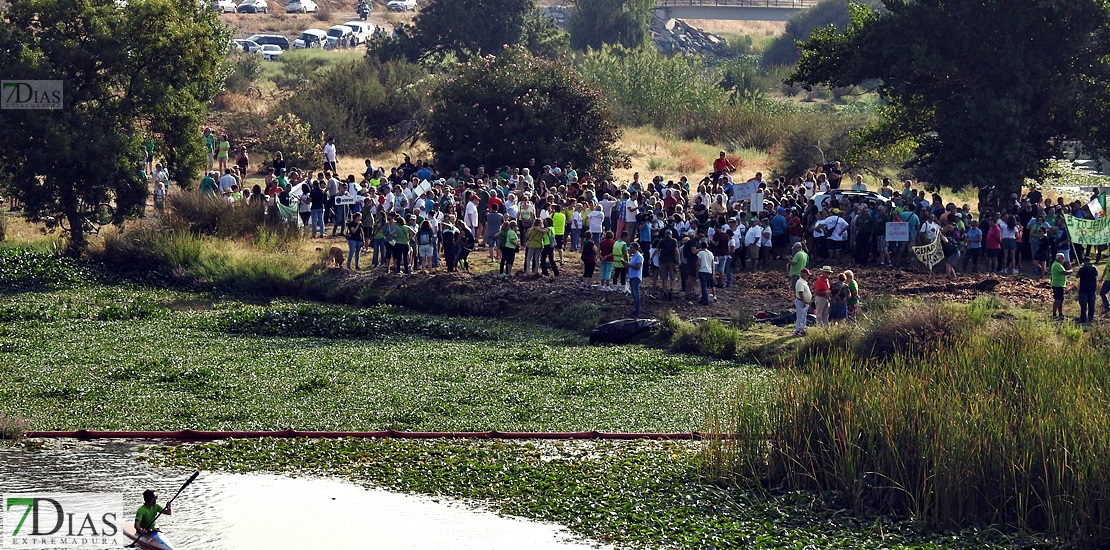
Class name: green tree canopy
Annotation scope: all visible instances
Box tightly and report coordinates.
[0,0,229,254]
[567,0,652,51]
[789,0,1110,204]
[426,46,627,178]
[371,0,567,64]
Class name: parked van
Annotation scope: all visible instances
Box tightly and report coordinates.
[293,29,327,49]
[342,21,374,44]
[325,25,353,47]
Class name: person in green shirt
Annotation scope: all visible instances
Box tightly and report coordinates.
[142,137,155,176]
[541,217,560,277]
[788,241,809,289]
[134,489,171,536]
[498,220,520,277]
[217,134,231,173]
[199,171,218,196]
[551,205,567,266]
[612,233,629,292]
[1050,252,1072,320]
[203,127,216,170]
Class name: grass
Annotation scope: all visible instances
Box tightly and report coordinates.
[0,286,756,432]
[713,299,1110,545]
[144,437,1045,550]
[615,126,772,184]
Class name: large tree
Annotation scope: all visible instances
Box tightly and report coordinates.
[371,0,567,64]
[0,0,229,254]
[789,0,1110,205]
[567,0,652,51]
[426,46,627,177]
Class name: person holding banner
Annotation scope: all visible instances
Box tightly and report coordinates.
[1100,255,1110,315]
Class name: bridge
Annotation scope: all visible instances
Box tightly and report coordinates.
[654,0,817,21]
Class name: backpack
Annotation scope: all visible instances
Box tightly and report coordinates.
[418,231,432,245]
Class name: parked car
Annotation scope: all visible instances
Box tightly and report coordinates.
[386,0,416,11]
[811,190,893,211]
[284,0,317,13]
[233,39,262,53]
[293,28,328,49]
[325,25,354,47]
[211,0,236,12]
[342,21,374,44]
[236,0,268,13]
[259,44,284,61]
[247,34,292,50]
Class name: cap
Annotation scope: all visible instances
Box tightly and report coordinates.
[800,268,811,275]
[832,208,841,214]
[792,242,803,249]
[777,207,785,212]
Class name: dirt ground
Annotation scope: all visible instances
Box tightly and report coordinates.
[309,237,1066,324]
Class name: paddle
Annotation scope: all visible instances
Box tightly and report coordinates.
[128,471,200,548]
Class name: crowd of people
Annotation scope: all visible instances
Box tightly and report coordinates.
[181,133,1110,325]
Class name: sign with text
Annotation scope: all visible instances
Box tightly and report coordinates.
[911,233,944,269]
[2,493,121,548]
[1064,214,1110,245]
[334,195,356,206]
[885,221,910,242]
[733,181,757,203]
[1,81,63,109]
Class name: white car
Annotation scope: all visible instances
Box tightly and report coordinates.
[233,39,261,53]
[386,0,416,11]
[259,44,284,61]
[293,29,328,49]
[326,25,353,46]
[342,21,374,44]
[236,0,268,13]
[285,0,317,13]
[211,0,236,11]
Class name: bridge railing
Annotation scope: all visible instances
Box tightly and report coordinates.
[656,0,818,7]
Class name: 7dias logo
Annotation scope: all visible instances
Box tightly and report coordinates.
[2,493,121,549]
[1,81,64,110]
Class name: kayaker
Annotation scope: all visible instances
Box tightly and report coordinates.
[135,489,172,536]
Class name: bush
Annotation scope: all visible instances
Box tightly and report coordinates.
[166,192,300,244]
[855,302,972,359]
[224,53,263,94]
[0,413,29,442]
[259,114,323,171]
[549,302,602,334]
[428,45,628,177]
[773,112,864,180]
[578,45,728,130]
[282,58,430,153]
[666,314,740,359]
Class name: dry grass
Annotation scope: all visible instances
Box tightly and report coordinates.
[614,126,772,184]
[681,19,786,38]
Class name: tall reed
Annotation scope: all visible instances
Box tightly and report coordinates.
[710,303,1110,545]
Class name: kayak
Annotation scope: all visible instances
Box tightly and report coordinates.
[122,524,176,550]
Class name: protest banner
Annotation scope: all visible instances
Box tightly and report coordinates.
[1064,214,1110,245]
[885,221,910,242]
[911,233,945,269]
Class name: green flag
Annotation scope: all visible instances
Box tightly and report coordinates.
[1064,214,1110,245]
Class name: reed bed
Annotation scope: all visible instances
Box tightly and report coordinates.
[711,303,1110,545]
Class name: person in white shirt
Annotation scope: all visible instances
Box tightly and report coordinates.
[464,196,479,237]
[597,196,616,234]
[744,221,763,272]
[793,268,813,337]
[586,204,603,245]
[850,175,868,192]
[826,211,849,261]
[570,206,585,252]
[322,137,337,172]
[696,241,715,305]
[218,169,237,194]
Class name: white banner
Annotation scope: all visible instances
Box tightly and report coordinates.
[334,195,356,206]
[885,221,910,242]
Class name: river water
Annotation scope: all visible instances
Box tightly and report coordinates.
[0,440,608,550]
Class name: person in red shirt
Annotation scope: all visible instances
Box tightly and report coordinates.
[984,217,1002,274]
[813,266,832,326]
[712,151,735,183]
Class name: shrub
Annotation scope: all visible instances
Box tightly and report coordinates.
[259,114,323,171]
[670,318,740,359]
[282,58,430,154]
[428,45,628,178]
[166,193,300,244]
[549,302,602,334]
[579,45,728,130]
[200,303,492,340]
[0,413,29,442]
[774,111,866,180]
[855,302,971,359]
[314,1,332,21]
[224,53,263,94]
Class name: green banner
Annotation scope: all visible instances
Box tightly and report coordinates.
[1064,214,1110,245]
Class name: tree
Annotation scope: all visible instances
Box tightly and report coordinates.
[426,45,628,178]
[371,0,566,64]
[789,0,1110,205]
[761,0,883,68]
[567,0,652,51]
[0,0,230,254]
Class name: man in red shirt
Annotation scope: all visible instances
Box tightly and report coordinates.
[712,151,735,183]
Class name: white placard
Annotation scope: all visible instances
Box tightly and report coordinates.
[734,181,757,203]
[885,221,910,242]
[335,195,356,206]
[751,192,764,211]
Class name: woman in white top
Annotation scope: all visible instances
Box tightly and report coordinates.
[816,173,830,193]
[587,204,605,245]
[570,205,585,252]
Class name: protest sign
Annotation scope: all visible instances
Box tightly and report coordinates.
[885,221,910,242]
[911,233,945,269]
[1064,214,1110,245]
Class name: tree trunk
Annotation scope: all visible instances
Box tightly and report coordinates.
[63,210,87,258]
